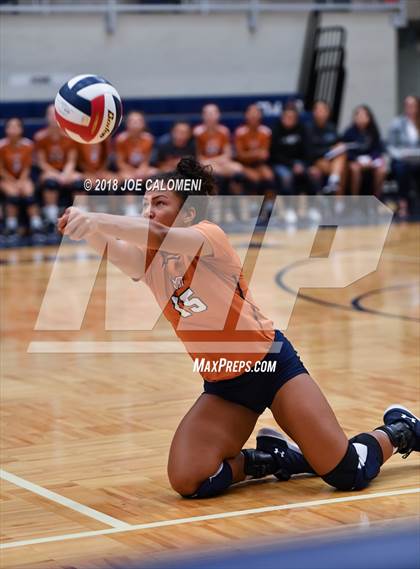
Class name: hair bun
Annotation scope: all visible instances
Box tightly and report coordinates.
[173,156,215,196]
[176,156,203,178]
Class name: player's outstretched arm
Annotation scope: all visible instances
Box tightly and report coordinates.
[58,208,146,281]
[61,208,211,257]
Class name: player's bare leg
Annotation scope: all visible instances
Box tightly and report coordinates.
[20,179,43,236]
[349,161,363,196]
[169,392,315,498]
[268,373,419,490]
[168,393,258,497]
[372,163,387,198]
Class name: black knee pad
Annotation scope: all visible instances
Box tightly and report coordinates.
[258,179,273,194]
[322,434,383,491]
[214,175,228,195]
[6,196,21,207]
[232,172,246,184]
[182,461,233,499]
[20,195,36,207]
[43,178,61,191]
[72,179,85,192]
[242,178,259,195]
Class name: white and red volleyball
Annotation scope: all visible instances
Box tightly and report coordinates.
[54,74,123,144]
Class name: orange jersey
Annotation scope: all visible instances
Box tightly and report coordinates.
[0,137,33,178]
[234,124,271,164]
[34,128,76,171]
[193,124,230,158]
[115,131,154,168]
[140,220,275,381]
[77,140,109,173]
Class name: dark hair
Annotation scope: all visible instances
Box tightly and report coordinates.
[171,121,191,130]
[353,105,381,144]
[150,156,215,222]
[245,103,261,113]
[284,101,298,112]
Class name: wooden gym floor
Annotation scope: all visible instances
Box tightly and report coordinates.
[1,221,419,568]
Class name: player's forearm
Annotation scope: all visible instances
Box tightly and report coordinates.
[95,212,164,249]
[62,162,75,175]
[84,231,109,256]
[84,231,144,279]
[40,162,60,175]
[18,168,31,181]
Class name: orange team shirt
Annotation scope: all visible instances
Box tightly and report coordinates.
[115,131,154,168]
[139,220,275,381]
[193,124,230,158]
[0,138,33,179]
[234,124,271,165]
[77,140,110,173]
[34,128,76,171]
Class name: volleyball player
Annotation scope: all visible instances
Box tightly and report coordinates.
[156,122,196,172]
[234,104,275,221]
[58,157,419,499]
[34,104,81,231]
[115,111,157,216]
[194,104,244,222]
[0,117,43,243]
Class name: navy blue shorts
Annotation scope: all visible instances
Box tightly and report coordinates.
[203,330,308,414]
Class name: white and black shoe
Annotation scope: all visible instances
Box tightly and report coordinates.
[379,405,420,458]
[256,427,315,480]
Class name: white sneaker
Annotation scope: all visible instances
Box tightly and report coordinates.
[238,198,250,222]
[224,208,236,224]
[209,198,222,224]
[307,207,321,223]
[284,208,298,224]
[334,198,345,215]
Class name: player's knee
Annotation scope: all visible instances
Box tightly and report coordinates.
[169,472,200,498]
[169,461,233,499]
[322,434,383,491]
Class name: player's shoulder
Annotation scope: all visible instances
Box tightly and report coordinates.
[193,124,206,137]
[0,138,8,151]
[235,124,249,137]
[115,131,129,143]
[34,128,48,142]
[258,124,272,136]
[142,131,154,143]
[193,220,236,262]
[21,137,34,148]
[192,219,229,245]
[218,124,230,136]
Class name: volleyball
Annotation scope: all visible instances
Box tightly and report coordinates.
[54,74,122,144]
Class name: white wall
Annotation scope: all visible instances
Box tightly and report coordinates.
[322,12,397,133]
[0,13,307,101]
[1,11,397,131]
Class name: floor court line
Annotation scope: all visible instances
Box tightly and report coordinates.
[1,486,418,550]
[0,469,131,530]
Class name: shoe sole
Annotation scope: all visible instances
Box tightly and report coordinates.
[256,427,302,454]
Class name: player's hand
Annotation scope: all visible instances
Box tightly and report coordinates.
[61,207,98,241]
[57,212,69,234]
